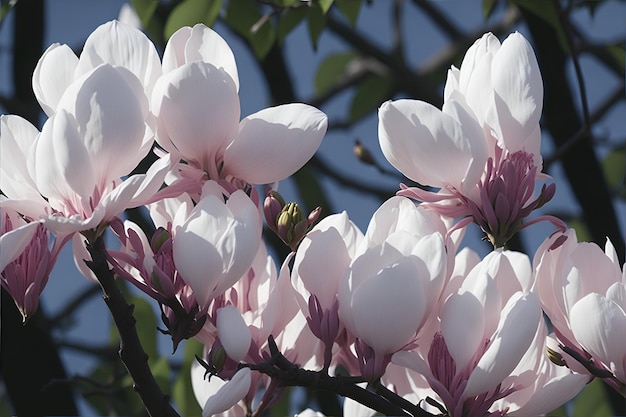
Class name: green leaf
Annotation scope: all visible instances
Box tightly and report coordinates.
[164,0,222,40]
[0,1,16,26]
[349,74,392,122]
[314,51,357,94]
[131,0,159,28]
[511,0,569,53]
[571,378,613,417]
[293,164,332,216]
[277,6,308,44]
[335,0,361,26]
[128,295,159,361]
[319,0,335,14]
[307,3,326,50]
[602,146,626,199]
[225,0,276,59]
[172,338,204,416]
[482,0,498,20]
[150,357,172,394]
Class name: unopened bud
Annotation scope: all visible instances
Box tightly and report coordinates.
[210,342,227,374]
[546,346,567,367]
[151,227,171,252]
[263,190,286,232]
[354,139,376,165]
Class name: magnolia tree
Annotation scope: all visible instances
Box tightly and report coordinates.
[1,1,625,416]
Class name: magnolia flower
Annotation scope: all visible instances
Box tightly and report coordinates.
[151,24,328,188]
[0,208,68,322]
[379,32,563,248]
[338,197,449,380]
[392,249,586,416]
[191,364,251,417]
[33,20,162,116]
[534,229,626,393]
[291,211,364,367]
[1,66,173,239]
[173,181,262,307]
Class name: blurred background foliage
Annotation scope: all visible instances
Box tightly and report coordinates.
[0,0,624,415]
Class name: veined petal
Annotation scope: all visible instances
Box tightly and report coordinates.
[464,292,541,398]
[216,305,251,362]
[223,103,327,184]
[0,221,39,272]
[32,43,78,116]
[74,20,162,96]
[378,99,474,189]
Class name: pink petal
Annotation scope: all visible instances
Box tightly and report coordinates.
[223,103,327,184]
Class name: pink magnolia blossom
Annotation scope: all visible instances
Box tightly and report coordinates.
[392,249,587,416]
[337,196,450,380]
[0,208,69,322]
[151,24,328,189]
[172,181,262,307]
[534,229,626,393]
[378,32,563,248]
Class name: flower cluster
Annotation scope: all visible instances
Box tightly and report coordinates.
[1,19,624,417]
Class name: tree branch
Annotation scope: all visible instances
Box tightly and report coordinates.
[84,235,180,417]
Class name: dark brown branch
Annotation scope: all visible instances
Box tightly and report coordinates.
[240,336,436,417]
[84,235,180,417]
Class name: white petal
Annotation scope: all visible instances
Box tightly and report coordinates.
[0,221,39,272]
[217,305,251,362]
[224,103,327,184]
[351,256,428,354]
[185,24,239,91]
[464,292,541,398]
[32,110,95,202]
[378,99,475,189]
[75,20,162,96]
[570,293,626,382]
[57,64,149,181]
[32,43,78,116]
[156,61,240,170]
[202,368,251,417]
[440,291,486,371]
[490,32,543,152]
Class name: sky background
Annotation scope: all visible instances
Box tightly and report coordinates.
[1,1,625,415]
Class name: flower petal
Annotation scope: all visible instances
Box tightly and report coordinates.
[378,99,476,189]
[223,103,327,184]
[32,43,78,116]
[217,305,251,362]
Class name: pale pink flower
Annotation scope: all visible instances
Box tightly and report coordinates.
[338,197,449,380]
[0,208,69,322]
[392,249,586,416]
[191,364,251,417]
[291,211,364,367]
[151,24,328,189]
[379,32,563,248]
[172,181,262,307]
[534,229,626,392]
